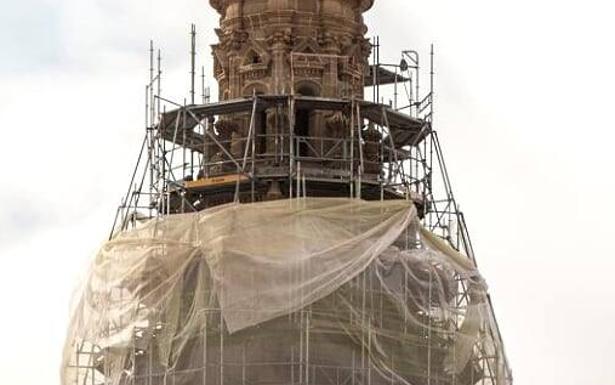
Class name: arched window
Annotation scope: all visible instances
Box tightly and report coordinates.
[295,81,320,97]
[302,45,316,54]
[242,82,268,97]
[243,49,262,65]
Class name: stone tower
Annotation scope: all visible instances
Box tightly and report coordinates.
[154,0,399,208]
[62,3,514,385]
[210,0,374,100]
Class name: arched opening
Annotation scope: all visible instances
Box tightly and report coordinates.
[242,83,268,97]
[302,45,316,54]
[241,83,269,155]
[296,83,319,97]
[294,83,320,158]
[244,49,262,65]
[295,110,310,157]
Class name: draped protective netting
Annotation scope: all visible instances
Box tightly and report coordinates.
[63,198,508,385]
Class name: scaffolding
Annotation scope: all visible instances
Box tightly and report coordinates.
[68,26,512,385]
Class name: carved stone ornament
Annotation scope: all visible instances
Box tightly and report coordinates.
[215,119,238,141]
[325,112,349,138]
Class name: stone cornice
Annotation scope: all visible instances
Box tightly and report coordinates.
[209,0,376,14]
[209,0,224,15]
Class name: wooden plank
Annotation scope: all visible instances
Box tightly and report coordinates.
[184,174,249,189]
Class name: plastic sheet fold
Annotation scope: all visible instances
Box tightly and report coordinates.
[63,198,505,385]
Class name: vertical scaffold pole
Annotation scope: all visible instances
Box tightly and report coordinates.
[430,44,434,124]
[220,311,224,385]
[376,36,380,103]
[236,95,258,203]
[349,100,355,199]
[371,38,376,103]
[147,338,153,385]
[204,118,209,179]
[251,104,256,202]
[203,319,208,385]
[201,66,206,104]
[427,267,433,385]
[155,49,162,217]
[306,309,310,385]
[150,41,156,135]
[355,101,364,199]
[190,24,196,105]
[289,96,295,199]
[416,52,420,118]
[394,64,398,110]
[148,41,155,215]
[296,161,301,200]
[157,50,162,116]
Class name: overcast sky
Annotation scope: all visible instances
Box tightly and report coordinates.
[0,0,614,384]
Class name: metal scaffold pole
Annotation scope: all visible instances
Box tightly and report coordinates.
[88,12,513,385]
[190,24,196,106]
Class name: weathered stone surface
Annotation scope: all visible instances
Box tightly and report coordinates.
[210,0,374,100]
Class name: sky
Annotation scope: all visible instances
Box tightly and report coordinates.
[0,0,614,384]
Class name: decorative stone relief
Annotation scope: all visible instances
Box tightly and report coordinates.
[210,0,373,101]
[363,123,382,175]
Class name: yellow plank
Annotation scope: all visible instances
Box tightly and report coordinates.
[185,174,249,189]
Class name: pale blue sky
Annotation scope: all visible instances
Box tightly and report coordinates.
[0,0,63,72]
[0,1,614,384]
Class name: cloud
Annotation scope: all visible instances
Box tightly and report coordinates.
[0,0,64,73]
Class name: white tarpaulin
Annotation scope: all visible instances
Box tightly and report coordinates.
[63,198,505,385]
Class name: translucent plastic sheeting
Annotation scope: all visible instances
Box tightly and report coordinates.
[63,198,506,385]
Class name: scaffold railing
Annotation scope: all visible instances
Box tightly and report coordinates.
[97,30,512,385]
